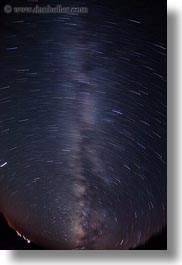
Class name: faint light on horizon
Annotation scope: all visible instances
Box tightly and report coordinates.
[16,230,31,244]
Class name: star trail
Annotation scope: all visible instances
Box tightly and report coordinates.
[0,0,167,249]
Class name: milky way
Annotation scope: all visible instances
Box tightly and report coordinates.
[0,0,167,249]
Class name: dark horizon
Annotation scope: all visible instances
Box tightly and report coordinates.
[0,214,167,250]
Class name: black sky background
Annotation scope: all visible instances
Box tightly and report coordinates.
[0,0,167,250]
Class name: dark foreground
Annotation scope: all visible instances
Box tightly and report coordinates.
[0,214,167,250]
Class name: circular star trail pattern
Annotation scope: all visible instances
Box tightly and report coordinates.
[0,0,166,249]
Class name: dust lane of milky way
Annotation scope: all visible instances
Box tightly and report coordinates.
[0,0,166,249]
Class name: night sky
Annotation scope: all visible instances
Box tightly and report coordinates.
[0,0,167,250]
